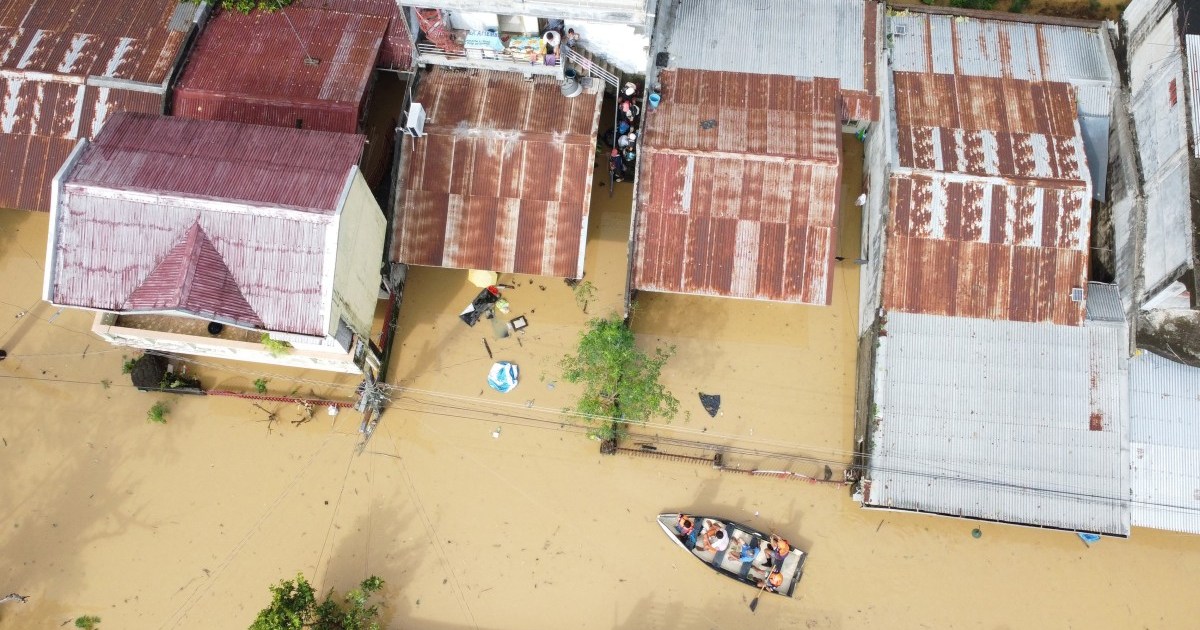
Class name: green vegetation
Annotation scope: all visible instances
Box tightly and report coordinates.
[560,314,678,442]
[220,0,294,14]
[147,401,169,424]
[75,616,101,630]
[250,574,384,630]
[572,280,596,312]
[100,379,111,390]
[948,0,996,8]
[254,378,270,395]
[1008,0,1030,12]
[261,334,294,358]
[121,356,138,374]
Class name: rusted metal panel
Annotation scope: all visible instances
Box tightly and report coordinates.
[390,68,602,278]
[49,113,369,337]
[883,172,1089,325]
[70,113,365,212]
[294,0,413,70]
[173,8,385,134]
[632,68,842,304]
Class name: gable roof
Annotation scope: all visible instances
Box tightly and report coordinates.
[390,68,602,278]
[173,7,387,133]
[47,113,368,336]
[0,0,200,211]
[632,69,843,304]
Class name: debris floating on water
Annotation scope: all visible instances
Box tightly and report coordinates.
[699,393,721,417]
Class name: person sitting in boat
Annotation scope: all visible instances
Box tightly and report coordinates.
[675,515,699,548]
[726,536,758,564]
[697,523,730,553]
[758,568,785,593]
[768,534,791,561]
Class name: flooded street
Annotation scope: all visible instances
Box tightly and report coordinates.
[3,139,1200,630]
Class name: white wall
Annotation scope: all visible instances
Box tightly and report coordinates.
[568,20,650,74]
[858,3,891,335]
[93,314,362,374]
[330,172,387,340]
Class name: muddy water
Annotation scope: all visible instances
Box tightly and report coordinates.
[3,138,1200,630]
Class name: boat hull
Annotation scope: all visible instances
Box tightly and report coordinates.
[656,513,806,597]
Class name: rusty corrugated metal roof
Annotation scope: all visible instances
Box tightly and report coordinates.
[884,74,1092,326]
[0,0,197,211]
[173,7,385,133]
[70,112,365,211]
[48,112,368,336]
[631,69,842,304]
[294,0,413,70]
[390,68,602,278]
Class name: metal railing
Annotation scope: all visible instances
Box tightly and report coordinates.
[415,42,564,69]
[563,46,619,89]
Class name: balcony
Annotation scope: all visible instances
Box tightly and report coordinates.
[414,33,565,79]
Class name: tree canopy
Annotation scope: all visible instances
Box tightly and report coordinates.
[250,574,384,630]
[560,314,679,440]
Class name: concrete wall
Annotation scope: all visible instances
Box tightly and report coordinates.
[330,171,386,340]
[93,314,362,374]
[399,0,654,28]
[858,3,891,336]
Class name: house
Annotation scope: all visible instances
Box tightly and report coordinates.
[855,9,1131,535]
[389,68,601,278]
[293,0,415,71]
[629,0,881,304]
[43,113,387,374]
[0,0,202,212]
[173,6,387,134]
[1128,350,1200,534]
[1112,0,1198,313]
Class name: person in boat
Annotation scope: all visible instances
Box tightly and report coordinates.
[726,536,758,564]
[768,534,791,561]
[698,523,730,553]
[758,568,785,593]
[675,515,699,549]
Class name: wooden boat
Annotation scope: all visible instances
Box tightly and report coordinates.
[656,513,806,597]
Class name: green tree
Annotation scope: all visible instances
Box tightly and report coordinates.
[560,314,679,441]
[220,0,294,14]
[250,574,384,630]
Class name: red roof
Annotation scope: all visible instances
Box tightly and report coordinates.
[631,69,843,304]
[883,73,1092,326]
[71,113,365,212]
[390,68,603,277]
[293,0,412,70]
[173,7,386,133]
[47,113,369,336]
[0,0,197,211]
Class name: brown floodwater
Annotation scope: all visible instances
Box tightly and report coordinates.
[2,136,1200,630]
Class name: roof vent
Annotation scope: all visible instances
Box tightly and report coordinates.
[892,24,908,36]
[1070,287,1085,302]
[403,103,427,138]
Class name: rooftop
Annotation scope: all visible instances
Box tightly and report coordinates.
[390,68,602,278]
[864,310,1131,536]
[0,0,199,211]
[1129,350,1200,534]
[631,69,842,304]
[883,73,1092,326]
[293,0,413,70]
[172,6,386,133]
[657,0,879,120]
[47,113,367,336]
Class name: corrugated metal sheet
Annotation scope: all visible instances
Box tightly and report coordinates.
[295,0,414,70]
[892,72,1089,182]
[1084,281,1124,322]
[70,112,365,212]
[865,312,1131,536]
[0,0,197,211]
[664,0,876,100]
[1129,351,1200,534]
[173,7,385,134]
[1188,35,1200,159]
[883,173,1089,325]
[631,69,842,303]
[390,68,602,278]
[48,112,368,336]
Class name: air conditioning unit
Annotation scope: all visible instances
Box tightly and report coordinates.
[892,23,908,36]
[403,102,427,137]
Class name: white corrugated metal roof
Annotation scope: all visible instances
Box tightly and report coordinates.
[864,312,1131,535]
[663,0,869,90]
[1187,34,1200,158]
[1085,282,1125,323]
[1129,351,1200,534]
